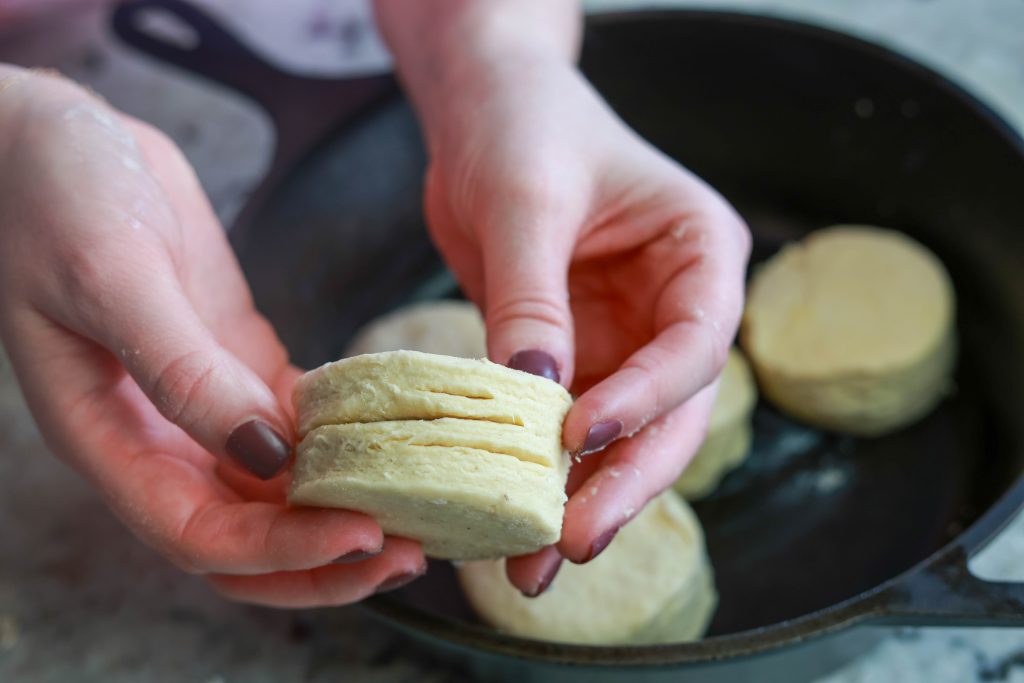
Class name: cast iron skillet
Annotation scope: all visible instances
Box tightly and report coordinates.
[113,2,1024,680]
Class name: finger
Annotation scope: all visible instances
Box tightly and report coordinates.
[122,117,292,392]
[564,201,748,454]
[34,111,296,479]
[423,165,486,302]
[52,248,295,479]
[558,386,717,564]
[207,537,426,608]
[113,447,384,574]
[503,445,603,596]
[214,458,288,505]
[477,181,582,387]
[3,306,384,576]
[505,545,564,598]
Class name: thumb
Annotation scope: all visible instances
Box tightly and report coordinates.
[73,262,294,480]
[479,204,577,387]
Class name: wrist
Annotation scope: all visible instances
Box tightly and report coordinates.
[374,0,581,150]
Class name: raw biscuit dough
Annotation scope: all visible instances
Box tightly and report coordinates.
[290,350,573,560]
[674,348,757,499]
[458,491,717,645]
[741,225,955,435]
[346,300,486,359]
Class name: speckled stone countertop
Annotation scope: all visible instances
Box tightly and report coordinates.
[2,1,1024,682]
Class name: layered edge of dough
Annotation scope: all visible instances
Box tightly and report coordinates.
[295,350,572,436]
[290,350,573,560]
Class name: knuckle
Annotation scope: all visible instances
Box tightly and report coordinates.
[624,351,670,417]
[260,509,287,562]
[53,244,122,319]
[56,244,110,292]
[698,319,730,379]
[170,523,212,575]
[487,293,570,334]
[150,349,218,429]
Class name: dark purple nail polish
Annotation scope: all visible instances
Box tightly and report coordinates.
[225,419,291,480]
[582,527,620,563]
[331,548,381,565]
[508,349,560,383]
[376,569,423,593]
[522,559,562,598]
[580,420,623,455]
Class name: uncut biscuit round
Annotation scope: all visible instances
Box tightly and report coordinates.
[291,422,569,559]
[295,350,573,437]
[457,492,717,644]
[674,349,757,499]
[741,225,956,436]
[346,300,487,358]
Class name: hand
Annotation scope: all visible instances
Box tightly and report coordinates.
[0,68,425,605]
[375,1,749,596]
[426,58,748,593]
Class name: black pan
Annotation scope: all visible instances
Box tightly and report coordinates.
[112,2,1024,681]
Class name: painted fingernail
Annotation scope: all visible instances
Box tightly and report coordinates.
[508,349,560,383]
[580,420,623,455]
[376,569,423,593]
[521,559,563,598]
[331,548,381,564]
[581,527,620,563]
[225,419,291,480]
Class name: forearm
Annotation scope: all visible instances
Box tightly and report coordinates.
[373,0,582,148]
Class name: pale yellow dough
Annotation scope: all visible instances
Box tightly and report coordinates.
[674,348,757,499]
[458,492,717,645]
[294,351,571,437]
[346,300,486,358]
[290,349,573,560]
[741,225,955,435]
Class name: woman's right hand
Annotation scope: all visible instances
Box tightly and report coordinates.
[0,67,426,605]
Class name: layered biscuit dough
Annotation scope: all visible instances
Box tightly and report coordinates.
[458,491,717,645]
[290,350,573,560]
[675,348,757,499]
[741,225,956,436]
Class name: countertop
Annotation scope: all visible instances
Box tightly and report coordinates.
[2,1,1024,681]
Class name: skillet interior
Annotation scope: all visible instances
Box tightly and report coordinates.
[233,11,1024,641]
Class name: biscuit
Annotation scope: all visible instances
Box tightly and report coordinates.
[741,226,955,435]
[457,492,717,644]
[346,300,486,359]
[675,348,757,499]
[290,350,572,560]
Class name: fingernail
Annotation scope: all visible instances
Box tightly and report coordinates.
[508,349,560,383]
[225,419,291,480]
[521,559,562,598]
[579,420,623,455]
[376,569,424,593]
[581,527,619,563]
[331,548,381,564]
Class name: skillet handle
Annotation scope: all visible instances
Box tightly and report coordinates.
[876,548,1024,626]
[111,0,396,226]
[876,493,1024,626]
